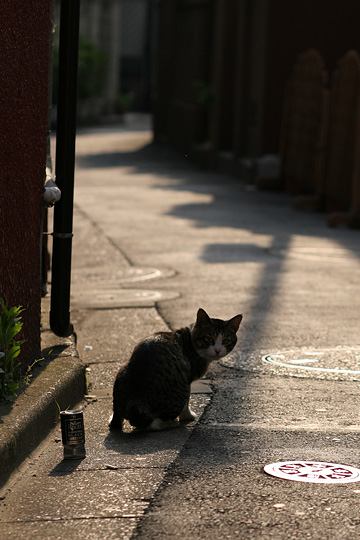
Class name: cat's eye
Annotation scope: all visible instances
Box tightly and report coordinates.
[197,337,214,348]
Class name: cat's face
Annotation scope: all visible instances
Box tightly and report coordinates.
[191,308,243,361]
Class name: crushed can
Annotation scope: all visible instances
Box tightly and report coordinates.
[60,409,86,459]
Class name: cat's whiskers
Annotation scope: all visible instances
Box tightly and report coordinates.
[201,334,227,360]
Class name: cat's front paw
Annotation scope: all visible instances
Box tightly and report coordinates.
[179,408,197,423]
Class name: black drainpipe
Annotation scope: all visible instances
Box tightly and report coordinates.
[50,0,80,337]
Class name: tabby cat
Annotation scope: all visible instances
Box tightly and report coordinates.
[109,308,243,431]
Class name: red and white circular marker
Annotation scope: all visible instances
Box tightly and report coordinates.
[264,461,360,484]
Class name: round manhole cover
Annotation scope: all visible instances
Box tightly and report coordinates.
[262,348,360,377]
[112,267,175,283]
[74,288,179,308]
[264,461,360,484]
[222,347,360,381]
[73,266,175,284]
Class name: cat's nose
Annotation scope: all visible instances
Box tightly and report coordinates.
[214,347,221,355]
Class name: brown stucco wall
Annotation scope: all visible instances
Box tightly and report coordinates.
[0,1,52,365]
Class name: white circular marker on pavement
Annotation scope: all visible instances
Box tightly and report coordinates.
[264,461,360,484]
[262,349,360,375]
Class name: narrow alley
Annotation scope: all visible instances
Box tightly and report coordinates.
[1,121,360,539]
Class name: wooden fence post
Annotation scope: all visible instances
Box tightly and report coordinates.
[279,49,328,202]
[326,51,360,227]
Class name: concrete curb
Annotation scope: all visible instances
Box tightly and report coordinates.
[0,335,85,489]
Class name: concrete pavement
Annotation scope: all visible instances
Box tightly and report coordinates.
[1,120,360,538]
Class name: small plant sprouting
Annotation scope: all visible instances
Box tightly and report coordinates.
[22,357,44,387]
[0,298,24,401]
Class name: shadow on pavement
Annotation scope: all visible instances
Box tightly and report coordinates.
[77,138,360,355]
[50,458,85,476]
[103,424,190,455]
[77,141,360,255]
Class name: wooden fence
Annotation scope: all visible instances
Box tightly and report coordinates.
[280,49,328,198]
[281,49,360,227]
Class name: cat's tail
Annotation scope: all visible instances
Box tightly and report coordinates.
[127,403,153,430]
[109,405,151,431]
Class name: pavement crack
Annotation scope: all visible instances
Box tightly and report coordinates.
[49,465,164,476]
[77,305,161,312]
[74,203,134,266]
[0,515,141,524]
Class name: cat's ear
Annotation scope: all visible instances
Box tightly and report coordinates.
[227,314,243,333]
[196,308,211,325]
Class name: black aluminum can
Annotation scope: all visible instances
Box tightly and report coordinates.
[60,409,86,459]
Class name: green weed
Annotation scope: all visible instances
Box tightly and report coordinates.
[0,298,24,401]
